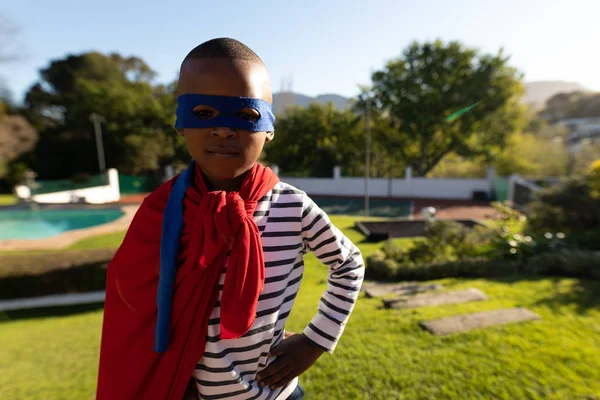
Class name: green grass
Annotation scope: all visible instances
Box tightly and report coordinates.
[0,194,17,206]
[67,231,126,250]
[1,216,599,399]
[0,231,127,256]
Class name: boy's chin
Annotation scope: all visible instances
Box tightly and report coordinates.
[198,163,254,181]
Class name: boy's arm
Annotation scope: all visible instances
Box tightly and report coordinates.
[256,195,365,390]
[299,195,365,353]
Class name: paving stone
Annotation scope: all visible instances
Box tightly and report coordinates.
[363,282,443,298]
[383,288,488,309]
[420,307,541,335]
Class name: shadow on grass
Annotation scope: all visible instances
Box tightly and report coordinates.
[533,278,600,314]
[475,274,600,315]
[363,270,600,315]
[0,302,105,323]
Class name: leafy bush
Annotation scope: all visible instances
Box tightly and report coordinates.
[487,231,569,260]
[368,250,600,282]
[526,176,600,233]
[394,257,522,281]
[523,251,600,280]
[70,172,93,183]
[563,229,600,251]
[0,249,114,299]
[380,220,483,266]
[589,159,600,197]
[366,215,600,281]
[367,250,400,281]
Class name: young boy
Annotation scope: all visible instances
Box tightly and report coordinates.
[97,38,365,400]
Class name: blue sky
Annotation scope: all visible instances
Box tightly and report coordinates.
[1,0,599,103]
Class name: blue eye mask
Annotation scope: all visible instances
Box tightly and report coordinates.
[175,94,275,132]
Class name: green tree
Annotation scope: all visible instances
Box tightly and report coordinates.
[364,40,525,176]
[24,52,183,178]
[493,132,569,177]
[0,114,38,179]
[264,103,364,177]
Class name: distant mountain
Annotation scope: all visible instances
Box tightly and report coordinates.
[523,81,590,109]
[273,81,592,114]
[272,92,352,114]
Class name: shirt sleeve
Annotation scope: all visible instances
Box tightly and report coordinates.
[300,194,365,353]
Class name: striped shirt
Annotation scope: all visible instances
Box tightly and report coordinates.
[193,182,365,400]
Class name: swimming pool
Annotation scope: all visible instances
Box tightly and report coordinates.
[0,209,125,240]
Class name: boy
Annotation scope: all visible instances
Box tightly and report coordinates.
[97,38,364,400]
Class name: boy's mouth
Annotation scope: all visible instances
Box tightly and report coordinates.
[206,146,241,158]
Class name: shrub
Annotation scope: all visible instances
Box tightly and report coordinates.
[0,249,115,299]
[564,229,600,251]
[400,220,481,264]
[70,172,93,183]
[524,250,600,280]
[491,201,527,232]
[367,250,600,282]
[394,257,522,281]
[367,250,400,280]
[487,231,570,261]
[589,159,600,197]
[526,176,600,233]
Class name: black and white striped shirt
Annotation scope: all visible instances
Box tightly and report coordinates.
[193,182,365,400]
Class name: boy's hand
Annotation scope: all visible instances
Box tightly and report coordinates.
[256,331,325,389]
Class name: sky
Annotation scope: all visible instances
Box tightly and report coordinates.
[1,0,599,103]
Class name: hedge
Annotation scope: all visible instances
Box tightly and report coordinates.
[367,250,600,282]
[0,249,115,300]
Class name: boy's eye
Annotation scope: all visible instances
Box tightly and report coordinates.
[192,106,218,120]
[236,108,260,122]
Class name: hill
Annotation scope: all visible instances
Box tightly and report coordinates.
[272,92,352,114]
[273,81,592,114]
[523,81,589,109]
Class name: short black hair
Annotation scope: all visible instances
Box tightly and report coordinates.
[182,38,264,66]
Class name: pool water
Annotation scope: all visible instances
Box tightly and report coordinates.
[0,209,125,240]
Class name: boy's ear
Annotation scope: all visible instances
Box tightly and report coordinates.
[176,128,185,136]
[265,131,275,142]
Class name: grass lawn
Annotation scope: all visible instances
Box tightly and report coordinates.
[0,194,17,206]
[1,216,599,399]
[67,231,127,250]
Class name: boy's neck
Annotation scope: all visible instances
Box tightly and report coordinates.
[201,169,249,192]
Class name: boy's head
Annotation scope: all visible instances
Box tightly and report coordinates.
[175,38,274,181]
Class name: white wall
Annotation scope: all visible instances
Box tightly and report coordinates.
[16,169,121,204]
[280,167,493,200]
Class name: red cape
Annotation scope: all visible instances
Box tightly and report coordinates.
[97,164,279,400]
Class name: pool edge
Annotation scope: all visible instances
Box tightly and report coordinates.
[0,205,138,251]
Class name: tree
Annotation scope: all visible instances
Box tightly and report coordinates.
[364,40,525,176]
[493,132,569,177]
[264,103,364,177]
[24,52,183,178]
[0,114,38,179]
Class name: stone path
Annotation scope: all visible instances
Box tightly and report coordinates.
[364,281,542,334]
[0,291,105,312]
[363,282,443,298]
[383,288,488,309]
[420,307,541,336]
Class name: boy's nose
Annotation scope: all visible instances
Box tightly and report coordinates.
[211,127,237,139]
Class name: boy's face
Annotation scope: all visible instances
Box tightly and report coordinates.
[176,58,274,181]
